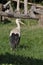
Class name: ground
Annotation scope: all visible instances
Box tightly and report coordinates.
[0,19,43,65]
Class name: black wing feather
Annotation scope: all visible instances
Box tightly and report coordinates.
[10,33,20,49]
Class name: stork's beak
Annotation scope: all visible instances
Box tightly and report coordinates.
[19,20,25,25]
[20,21,25,25]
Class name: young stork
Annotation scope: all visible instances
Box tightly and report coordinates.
[9,18,24,49]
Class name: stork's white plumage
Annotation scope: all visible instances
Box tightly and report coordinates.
[10,19,20,37]
[10,18,23,49]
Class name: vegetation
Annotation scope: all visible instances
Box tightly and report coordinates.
[0,0,43,65]
[0,19,43,65]
[41,1,43,5]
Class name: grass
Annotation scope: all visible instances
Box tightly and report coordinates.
[0,19,43,65]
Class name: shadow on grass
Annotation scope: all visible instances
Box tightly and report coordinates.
[18,45,29,49]
[0,53,43,65]
[2,19,11,24]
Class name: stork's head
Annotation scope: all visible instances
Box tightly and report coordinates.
[16,19,20,23]
[16,18,25,25]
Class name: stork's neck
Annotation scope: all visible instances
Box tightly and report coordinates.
[16,22,20,29]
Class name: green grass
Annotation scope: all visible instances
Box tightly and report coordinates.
[0,19,43,65]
